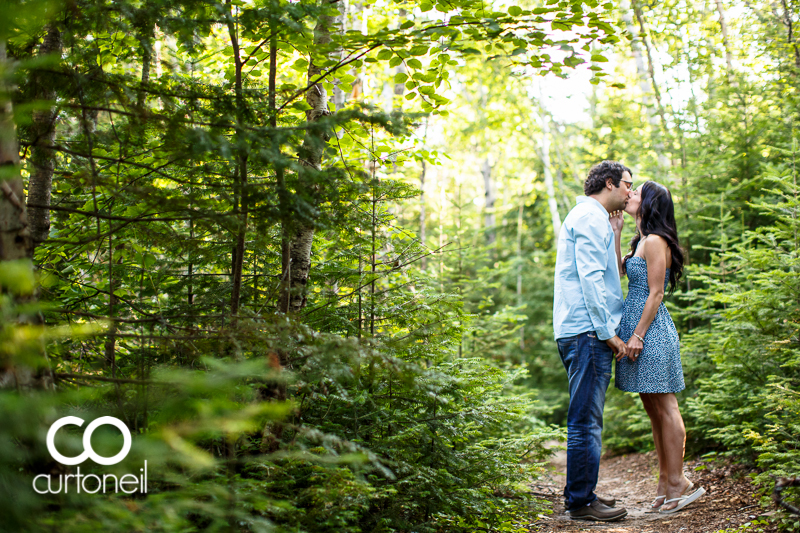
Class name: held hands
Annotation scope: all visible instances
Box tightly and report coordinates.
[605,336,628,360]
[624,334,643,362]
[609,210,625,234]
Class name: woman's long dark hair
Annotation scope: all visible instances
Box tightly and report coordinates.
[622,180,684,294]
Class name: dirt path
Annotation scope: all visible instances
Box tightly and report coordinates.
[531,445,772,532]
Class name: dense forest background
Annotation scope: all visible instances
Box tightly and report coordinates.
[2,0,800,531]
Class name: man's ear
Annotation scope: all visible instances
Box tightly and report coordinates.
[606,177,614,190]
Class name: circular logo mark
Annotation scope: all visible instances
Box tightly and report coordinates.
[46,416,132,466]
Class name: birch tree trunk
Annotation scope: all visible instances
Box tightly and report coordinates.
[0,43,53,390]
[620,0,669,171]
[0,43,31,261]
[419,117,428,270]
[481,157,496,245]
[350,3,370,100]
[548,123,576,211]
[332,0,347,111]
[539,112,561,238]
[27,24,62,248]
[714,0,734,76]
[288,0,344,313]
[393,9,407,111]
[632,2,667,132]
[516,202,524,350]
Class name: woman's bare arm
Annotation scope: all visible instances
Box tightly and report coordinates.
[623,235,668,360]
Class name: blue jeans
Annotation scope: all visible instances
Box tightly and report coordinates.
[557,331,613,511]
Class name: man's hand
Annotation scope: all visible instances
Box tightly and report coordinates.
[609,210,625,234]
[605,335,628,360]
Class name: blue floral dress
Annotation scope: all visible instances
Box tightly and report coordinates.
[615,256,685,393]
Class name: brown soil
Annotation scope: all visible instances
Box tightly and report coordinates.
[531,445,777,532]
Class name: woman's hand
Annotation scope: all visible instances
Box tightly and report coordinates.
[625,335,643,361]
[609,210,625,234]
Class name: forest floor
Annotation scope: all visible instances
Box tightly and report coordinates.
[530,443,776,532]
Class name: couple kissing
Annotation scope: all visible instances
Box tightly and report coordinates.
[553,160,706,522]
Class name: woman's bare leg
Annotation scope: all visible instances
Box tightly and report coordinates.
[640,393,668,502]
[649,393,690,510]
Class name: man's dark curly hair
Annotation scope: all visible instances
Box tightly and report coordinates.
[583,160,632,196]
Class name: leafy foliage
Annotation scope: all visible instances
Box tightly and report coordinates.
[8,0,800,529]
[1,0,612,530]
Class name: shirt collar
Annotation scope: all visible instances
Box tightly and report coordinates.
[576,196,610,219]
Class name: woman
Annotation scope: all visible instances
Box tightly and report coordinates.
[611,180,705,514]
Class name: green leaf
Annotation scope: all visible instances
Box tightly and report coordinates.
[410,45,429,56]
[407,58,423,69]
[590,54,608,62]
[377,49,393,60]
[394,72,409,83]
[508,5,522,16]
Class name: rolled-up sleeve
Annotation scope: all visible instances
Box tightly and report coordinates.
[574,215,615,340]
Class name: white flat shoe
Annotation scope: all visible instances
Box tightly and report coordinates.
[647,494,666,512]
[659,486,706,514]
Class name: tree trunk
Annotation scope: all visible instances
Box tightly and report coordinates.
[350,3,370,100]
[393,9,407,111]
[103,236,124,377]
[481,157,496,245]
[632,1,667,132]
[516,202,524,350]
[419,117,428,270]
[0,42,52,390]
[714,0,734,76]
[288,0,345,313]
[287,225,314,312]
[226,0,249,317]
[0,43,31,261]
[548,123,576,212]
[621,0,669,171]
[780,0,800,69]
[538,105,561,238]
[332,0,347,111]
[269,23,291,315]
[27,24,62,249]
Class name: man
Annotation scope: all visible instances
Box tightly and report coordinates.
[553,160,633,521]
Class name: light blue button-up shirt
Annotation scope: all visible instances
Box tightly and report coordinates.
[553,196,623,341]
